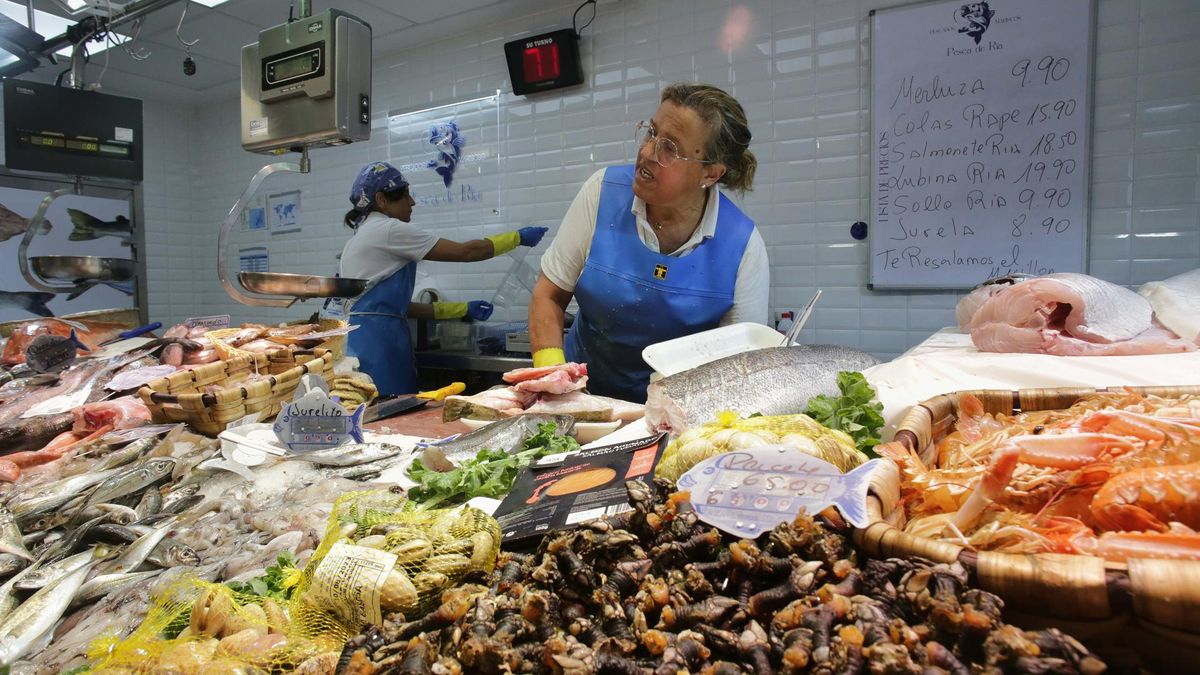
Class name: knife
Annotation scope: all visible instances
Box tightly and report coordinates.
[99,322,163,347]
[781,290,821,347]
[363,396,429,423]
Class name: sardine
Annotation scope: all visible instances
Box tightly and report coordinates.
[80,457,175,510]
[146,537,201,568]
[133,488,162,521]
[92,436,160,472]
[645,345,882,435]
[13,548,98,592]
[88,523,141,545]
[0,508,32,562]
[288,442,406,467]
[103,518,175,574]
[71,569,160,607]
[0,557,96,664]
[37,515,115,566]
[0,554,27,578]
[423,414,576,465]
[77,504,138,525]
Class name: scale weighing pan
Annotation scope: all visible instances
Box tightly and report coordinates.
[238,271,366,299]
[30,256,135,282]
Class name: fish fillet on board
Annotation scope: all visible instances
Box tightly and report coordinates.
[967,272,1195,355]
[644,345,881,435]
[1140,268,1200,345]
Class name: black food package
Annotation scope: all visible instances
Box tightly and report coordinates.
[495,432,668,546]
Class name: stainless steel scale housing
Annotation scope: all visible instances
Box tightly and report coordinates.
[218,5,372,307]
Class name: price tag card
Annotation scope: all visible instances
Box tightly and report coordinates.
[678,448,882,537]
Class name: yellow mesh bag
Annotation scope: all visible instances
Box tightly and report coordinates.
[87,578,333,674]
[655,411,868,481]
[287,490,500,647]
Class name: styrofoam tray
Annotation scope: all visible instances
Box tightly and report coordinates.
[642,322,782,378]
[460,417,622,444]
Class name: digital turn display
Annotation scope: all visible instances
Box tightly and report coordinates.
[504,28,583,96]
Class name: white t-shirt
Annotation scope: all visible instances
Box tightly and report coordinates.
[541,168,770,326]
[339,211,439,289]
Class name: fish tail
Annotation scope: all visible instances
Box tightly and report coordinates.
[836,459,882,528]
[20,292,55,318]
[349,404,365,443]
[67,208,98,241]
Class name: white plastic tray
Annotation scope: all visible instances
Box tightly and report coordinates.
[642,322,782,378]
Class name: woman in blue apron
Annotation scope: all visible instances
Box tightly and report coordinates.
[340,162,547,395]
[530,83,769,403]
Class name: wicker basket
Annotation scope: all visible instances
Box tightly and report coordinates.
[136,349,334,436]
[207,318,349,362]
[857,385,1200,672]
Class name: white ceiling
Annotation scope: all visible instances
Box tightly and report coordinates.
[20,0,561,103]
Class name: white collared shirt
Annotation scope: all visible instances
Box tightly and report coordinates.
[541,168,770,325]
[339,211,439,289]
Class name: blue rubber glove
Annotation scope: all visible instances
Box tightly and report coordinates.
[467,300,494,321]
[518,226,549,247]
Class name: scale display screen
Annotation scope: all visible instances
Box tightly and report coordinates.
[263,43,324,90]
[3,80,142,181]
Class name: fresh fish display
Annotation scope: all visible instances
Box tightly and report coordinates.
[0,203,51,243]
[0,509,32,563]
[645,345,882,435]
[71,569,160,607]
[80,457,175,511]
[0,556,25,578]
[66,208,132,245]
[423,413,575,465]
[0,291,54,319]
[966,272,1196,356]
[286,441,405,467]
[1140,268,1200,345]
[104,519,176,574]
[0,557,95,664]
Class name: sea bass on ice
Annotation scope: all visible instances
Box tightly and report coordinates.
[645,345,881,435]
[0,204,51,243]
[966,272,1196,356]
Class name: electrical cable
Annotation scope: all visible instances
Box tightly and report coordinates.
[572,0,596,37]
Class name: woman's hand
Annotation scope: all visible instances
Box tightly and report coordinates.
[528,273,574,364]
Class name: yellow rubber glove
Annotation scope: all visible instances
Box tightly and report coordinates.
[533,347,566,368]
[432,302,467,320]
[485,231,520,256]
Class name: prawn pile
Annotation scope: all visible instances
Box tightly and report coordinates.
[336,480,1104,674]
[880,390,1200,562]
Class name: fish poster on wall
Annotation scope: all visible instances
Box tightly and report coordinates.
[386,93,500,218]
[0,185,135,324]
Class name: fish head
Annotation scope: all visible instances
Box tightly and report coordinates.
[163,544,202,566]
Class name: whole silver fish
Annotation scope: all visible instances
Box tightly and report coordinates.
[13,548,99,592]
[0,557,96,664]
[103,518,176,575]
[146,537,201,568]
[72,569,161,607]
[424,413,576,465]
[81,457,176,510]
[76,504,139,525]
[288,442,406,467]
[37,515,114,566]
[92,436,160,473]
[645,345,882,435]
[0,554,27,578]
[10,468,119,524]
[0,508,32,562]
[133,488,163,521]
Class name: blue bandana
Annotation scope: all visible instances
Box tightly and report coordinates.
[348,162,408,219]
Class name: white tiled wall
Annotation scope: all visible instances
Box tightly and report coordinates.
[160,0,1198,359]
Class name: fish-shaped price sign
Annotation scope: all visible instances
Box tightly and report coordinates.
[273,385,366,453]
[24,330,90,374]
[678,447,882,537]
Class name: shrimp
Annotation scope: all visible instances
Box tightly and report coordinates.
[1090,462,1200,532]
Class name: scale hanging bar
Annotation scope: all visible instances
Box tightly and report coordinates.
[218,160,302,307]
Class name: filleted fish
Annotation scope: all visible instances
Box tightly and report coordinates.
[645,345,882,435]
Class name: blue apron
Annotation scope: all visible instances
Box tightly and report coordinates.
[346,262,419,396]
[565,165,754,403]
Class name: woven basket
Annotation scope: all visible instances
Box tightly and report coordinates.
[857,385,1200,672]
[207,318,349,363]
[136,349,333,436]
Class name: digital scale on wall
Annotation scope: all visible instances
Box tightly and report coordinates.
[217,3,372,307]
[4,74,143,298]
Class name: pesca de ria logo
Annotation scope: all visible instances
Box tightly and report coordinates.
[955,2,995,44]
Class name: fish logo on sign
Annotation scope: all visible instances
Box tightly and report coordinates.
[653,264,668,280]
[954,2,995,44]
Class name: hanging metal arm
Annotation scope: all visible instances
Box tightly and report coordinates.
[17,184,81,293]
[218,161,303,307]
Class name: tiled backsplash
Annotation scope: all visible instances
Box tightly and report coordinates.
[28,0,1200,359]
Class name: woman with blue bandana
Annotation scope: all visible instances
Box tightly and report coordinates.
[341,161,547,395]
[529,83,768,403]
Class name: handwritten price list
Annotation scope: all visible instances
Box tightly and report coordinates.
[869,0,1091,288]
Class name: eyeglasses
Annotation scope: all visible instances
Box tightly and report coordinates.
[634,121,712,167]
